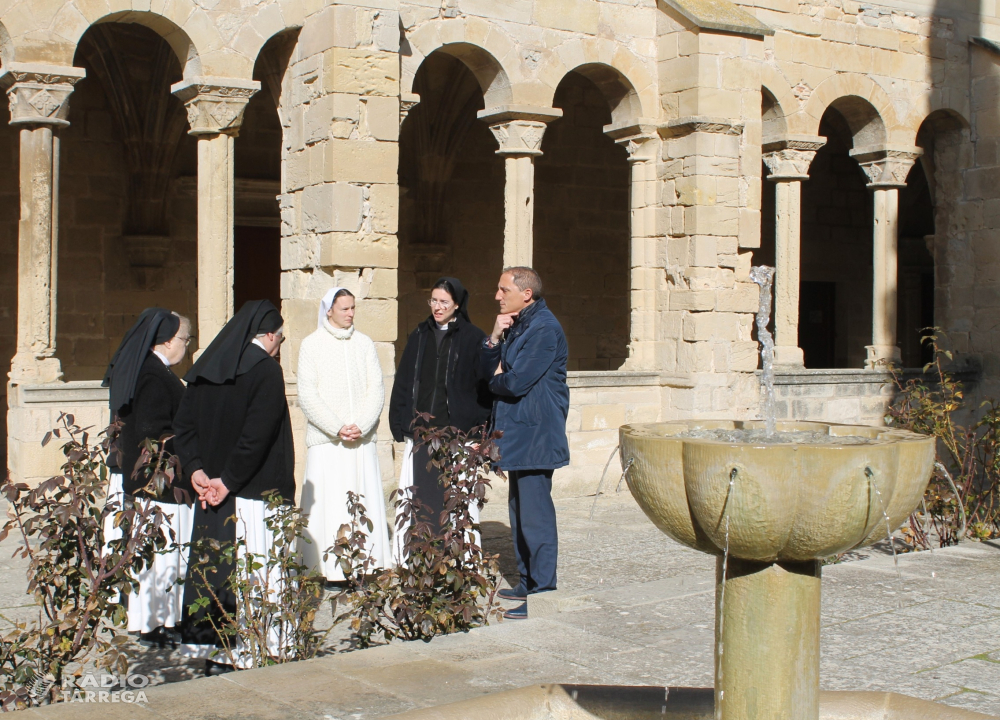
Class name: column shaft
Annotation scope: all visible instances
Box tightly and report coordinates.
[12,126,61,382]
[197,132,236,348]
[716,558,821,720]
[773,179,804,367]
[869,186,900,366]
[502,154,535,268]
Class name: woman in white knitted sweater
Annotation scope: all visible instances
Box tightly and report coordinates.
[298,287,390,582]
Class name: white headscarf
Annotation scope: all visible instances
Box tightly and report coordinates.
[318,287,347,330]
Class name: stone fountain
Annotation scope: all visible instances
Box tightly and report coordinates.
[620,418,937,720]
[387,269,994,720]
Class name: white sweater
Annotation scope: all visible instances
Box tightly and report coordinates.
[297,320,385,448]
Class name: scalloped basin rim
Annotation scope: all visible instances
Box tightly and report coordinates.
[619,419,936,562]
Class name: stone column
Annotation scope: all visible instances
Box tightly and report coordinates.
[849,146,922,369]
[478,106,562,269]
[762,137,825,369]
[172,78,260,351]
[0,64,86,383]
[608,121,660,369]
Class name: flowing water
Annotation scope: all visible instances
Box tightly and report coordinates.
[589,445,623,520]
[866,466,904,606]
[749,266,776,437]
[714,466,738,720]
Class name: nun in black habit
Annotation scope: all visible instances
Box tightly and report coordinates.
[172,300,294,674]
[388,277,492,560]
[102,307,192,646]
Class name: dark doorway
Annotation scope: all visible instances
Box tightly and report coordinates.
[800,281,836,369]
[234,226,281,311]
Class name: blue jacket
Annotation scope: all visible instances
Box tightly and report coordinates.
[481,299,570,471]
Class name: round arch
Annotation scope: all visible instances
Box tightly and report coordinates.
[798,74,898,144]
[535,41,655,125]
[404,19,515,108]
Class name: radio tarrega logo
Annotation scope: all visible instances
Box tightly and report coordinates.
[57,672,150,704]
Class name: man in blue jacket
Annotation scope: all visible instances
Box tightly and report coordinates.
[482,266,569,620]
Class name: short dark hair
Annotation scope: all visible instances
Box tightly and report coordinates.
[503,266,543,299]
[333,288,354,301]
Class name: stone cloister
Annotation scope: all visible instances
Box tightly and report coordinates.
[0,0,995,495]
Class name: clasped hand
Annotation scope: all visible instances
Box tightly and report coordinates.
[191,469,229,509]
[338,424,362,442]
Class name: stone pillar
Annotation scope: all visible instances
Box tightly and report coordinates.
[762,137,825,369]
[0,64,86,383]
[849,146,922,369]
[716,558,821,720]
[608,121,660,369]
[172,78,260,350]
[478,106,562,269]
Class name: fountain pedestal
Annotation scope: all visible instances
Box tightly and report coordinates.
[717,558,820,720]
[621,419,936,720]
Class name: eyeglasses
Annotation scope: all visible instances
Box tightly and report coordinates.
[428,299,453,308]
[175,335,193,347]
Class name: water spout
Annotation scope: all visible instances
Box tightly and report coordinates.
[749,266,776,437]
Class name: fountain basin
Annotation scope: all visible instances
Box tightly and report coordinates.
[620,420,936,563]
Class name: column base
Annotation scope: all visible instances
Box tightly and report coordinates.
[773,345,804,368]
[9,354,62,384]
[864,345,901,369]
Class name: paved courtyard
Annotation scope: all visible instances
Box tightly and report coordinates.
[5,487,1000,718]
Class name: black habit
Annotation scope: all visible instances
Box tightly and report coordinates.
[388,283,492,532]
[117,352,188,500]
[172,300,294,651]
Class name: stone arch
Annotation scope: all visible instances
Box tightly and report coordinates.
[30,8,205,78]
[0,21,12,68]
[761,87,787,143]
[796,74,899,145]
[238,18,304,86]
[536,41,655,124]
[404,19,515,108]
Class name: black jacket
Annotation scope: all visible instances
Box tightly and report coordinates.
[115,353,187,499]
[389,315,492,442]
[173,345,295,501]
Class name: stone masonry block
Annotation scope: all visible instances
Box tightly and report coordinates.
[363,96,400,141]
[355,298,397,342]
[533,0,600,33]
[302,183,364,233]
[716,282,759,312]
[690,236,717,267]
[324,48,398,96]
[324,140,398,184]
[320,232,397,269]
[580,404,627,432]
[682,312,741,342]
[368,183,399,234]
[669,289,716,311]
[304,94,335,145]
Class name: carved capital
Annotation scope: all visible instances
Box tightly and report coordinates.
[0,64,86,128]
[604,118,660,162]
[488,120,548,156]
[171,77,261,135]
[849,145,923,188]
[400,92,420,122]
[477,105,562,157]
[762,135,826,180]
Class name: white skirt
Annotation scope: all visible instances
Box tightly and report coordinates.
[179,497,289,668]
[301,441,391,581]
[393,439,480,564]
[104,473,194,633]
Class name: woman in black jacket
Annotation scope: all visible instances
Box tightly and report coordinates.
[102,308,192,647]
[388,277,492,555]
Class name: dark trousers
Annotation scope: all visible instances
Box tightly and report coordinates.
[508,470,558,594]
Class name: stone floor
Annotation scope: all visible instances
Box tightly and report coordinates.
[7,487,1000,718]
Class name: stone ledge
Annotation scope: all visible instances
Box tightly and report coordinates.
[14,381,108,405]
[770,369,893,386]
[567,371,694,389]
[661,0,775,36]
